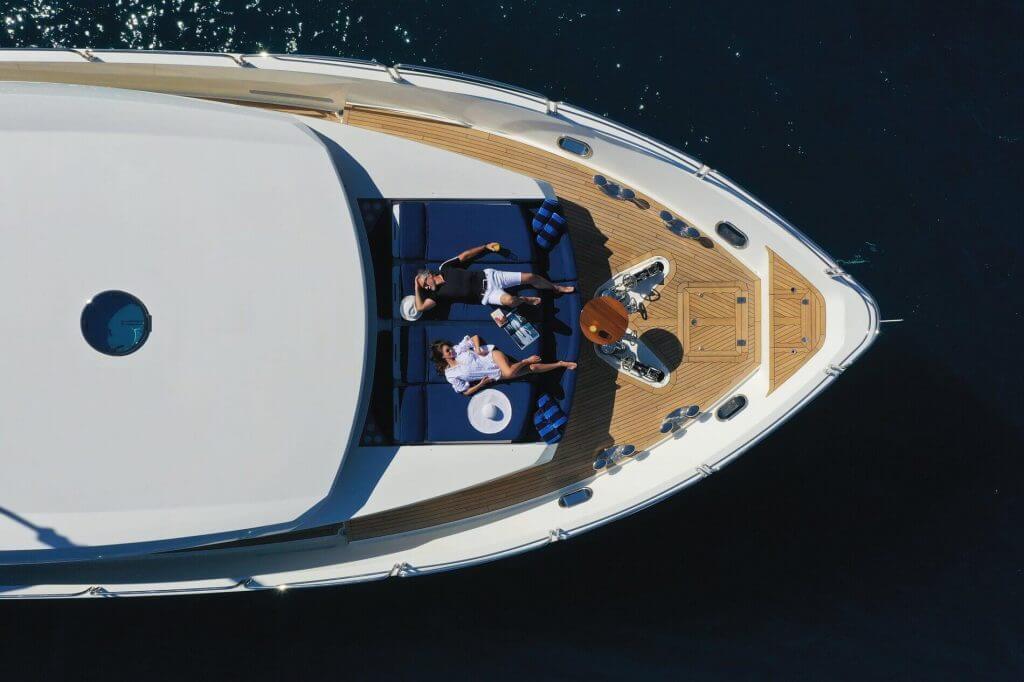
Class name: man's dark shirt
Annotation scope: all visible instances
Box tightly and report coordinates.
[421,261,485,303]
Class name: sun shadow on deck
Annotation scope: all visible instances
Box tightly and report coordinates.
[639,328,684,372]
[0,507,75,550]
[548,198,619,460]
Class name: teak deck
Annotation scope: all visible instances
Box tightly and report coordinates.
[343,107,771,540]
[768,249,826,393]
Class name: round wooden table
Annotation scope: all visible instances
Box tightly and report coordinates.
[579,296,629,345]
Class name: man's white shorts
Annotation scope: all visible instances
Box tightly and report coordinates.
[481,268,524,306]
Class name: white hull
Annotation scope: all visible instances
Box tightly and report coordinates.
[0,50,878,598]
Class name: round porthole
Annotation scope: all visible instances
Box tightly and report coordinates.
[81,290,152,356]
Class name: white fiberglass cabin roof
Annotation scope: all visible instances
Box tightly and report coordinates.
[0,83,368,556]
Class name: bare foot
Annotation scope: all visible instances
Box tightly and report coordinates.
[559,361,578,370]
[519,296,542,306]
[524,354,542,364]
[556,284,575,294]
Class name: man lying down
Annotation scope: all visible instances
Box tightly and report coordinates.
[412,241,574,313]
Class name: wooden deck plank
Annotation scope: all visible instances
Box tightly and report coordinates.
[768,248,826,393]
[343,108,766,540]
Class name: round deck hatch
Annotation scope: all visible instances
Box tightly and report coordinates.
[81,290,152,356]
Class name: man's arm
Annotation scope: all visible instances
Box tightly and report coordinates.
[456,242,500,263]
[414,278,436,312]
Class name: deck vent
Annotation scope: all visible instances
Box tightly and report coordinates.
[559,488,593,508]
[557,136,592,158]
[715,221,748,248]
[81,290,151,356]
[716,395,748,421]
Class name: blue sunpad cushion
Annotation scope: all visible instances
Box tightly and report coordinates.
[542,229,577,282]
[550,293,582,363]
[558,369,577,418]
[393,202,427,259]
[393,386,426,444]
[394,325,427,384]
[424,202,534,263]
[426,383,534,442]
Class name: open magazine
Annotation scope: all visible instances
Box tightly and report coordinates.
[490,307,540,350]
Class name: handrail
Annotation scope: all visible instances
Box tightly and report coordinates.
[391,63,548,103]
[268,53,388,72]
[557,102,705,172]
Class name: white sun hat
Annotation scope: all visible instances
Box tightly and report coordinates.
[467,388,513,434]
[400,294,422,321]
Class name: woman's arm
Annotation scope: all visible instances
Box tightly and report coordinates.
[470,334,487,356]
[462,375,495,396]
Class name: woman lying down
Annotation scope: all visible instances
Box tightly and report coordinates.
[431,334,576,396]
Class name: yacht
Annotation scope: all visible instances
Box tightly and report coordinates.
[0,49,878,598]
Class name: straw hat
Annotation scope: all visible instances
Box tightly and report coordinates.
[400,295,422,321]
[467,388,513,434]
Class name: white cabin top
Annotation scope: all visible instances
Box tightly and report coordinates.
[0,83,369,552]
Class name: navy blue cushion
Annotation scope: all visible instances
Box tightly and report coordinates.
[550,292,582,363]
[424,202,535,264]
[558,367,578,416]
[535,233,556,252]
[392,202,426,259]
[542,229,577,281]
[393,326,427,384]
[425,382,535,442]
[393,386,426,444]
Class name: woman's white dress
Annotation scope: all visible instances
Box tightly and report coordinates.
[444,336,502,393]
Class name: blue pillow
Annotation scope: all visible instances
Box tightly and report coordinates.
[532,205,552,234]
[531,198,562,233]
[548,212,567,234]
[533,393,567,444]
[535,222,562,252]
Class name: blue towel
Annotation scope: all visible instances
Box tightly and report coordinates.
[533,393,567,444]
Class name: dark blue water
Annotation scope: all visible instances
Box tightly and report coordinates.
[3,2,1021,678]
